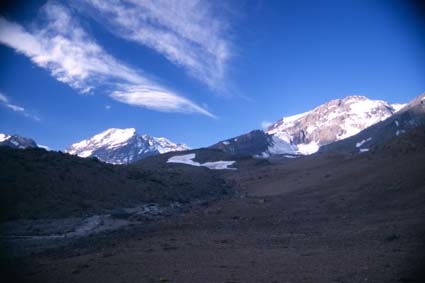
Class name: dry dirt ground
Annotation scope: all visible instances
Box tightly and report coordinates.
[3,133,425,283]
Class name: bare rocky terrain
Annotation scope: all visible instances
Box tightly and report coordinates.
[1,128,425,282]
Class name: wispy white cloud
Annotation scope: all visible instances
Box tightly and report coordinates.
[0,93,40,121]
[111,84,216,118]
[79,0,232,90]
[0,2,213,117]
[261,121,272,130]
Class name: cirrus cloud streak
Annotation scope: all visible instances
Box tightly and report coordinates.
[111,85,215,118]
[0,93,40,121]
[0,2,213,117]
[79,0,232,90]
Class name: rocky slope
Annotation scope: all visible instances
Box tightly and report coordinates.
[211,130,275,156]
[67,128,189,164]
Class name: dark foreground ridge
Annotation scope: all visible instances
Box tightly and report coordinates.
[0,147,235,221]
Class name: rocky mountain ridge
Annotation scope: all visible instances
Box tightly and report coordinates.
[213,95,407,157]
[4,94,421,163]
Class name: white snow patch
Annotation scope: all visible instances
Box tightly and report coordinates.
[222,141,230,145]
[254,152,270,159]
[78,150,94,158]
[338,124,363,140]
[349,99,384,114]
[202,161,236,170]
[38,144,51,151]
[262,152,270,158]
[396,130,406,136]
[297,141,320,155]
[99,128,136,149]
[167,153,236,170]
[395,120,399,127]
[356,137,372,148]
[167,153,197,166]
[306,125,316,134]
[391,103,406,112]
[0,133,9,142]
[359,148,369,153]
[270,131,292,144]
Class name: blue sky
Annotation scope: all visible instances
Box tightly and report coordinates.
[0,0,424,150]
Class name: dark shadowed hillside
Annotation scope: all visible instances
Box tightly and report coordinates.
[0,147,234,221]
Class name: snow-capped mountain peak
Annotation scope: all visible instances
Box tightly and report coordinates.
[266,95,398,154]
[320,93,425,154]
[152,136,188,154]
[68,128,137,157]
[0,133,8,142]
[67,128,189,164]
[0,133,38,149]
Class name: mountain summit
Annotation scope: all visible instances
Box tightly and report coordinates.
[67,128,189,164]
[0,133,38,149]
[265,95,403,154]
[320,93,425,153]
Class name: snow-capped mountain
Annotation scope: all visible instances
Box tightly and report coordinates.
[66,128,189,164]
[265,95,404,155]
[320,93,425,153]
[212,95,405,157]
[0,133,38,149]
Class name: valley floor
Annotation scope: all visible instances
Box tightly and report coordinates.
[5,193,425,283]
